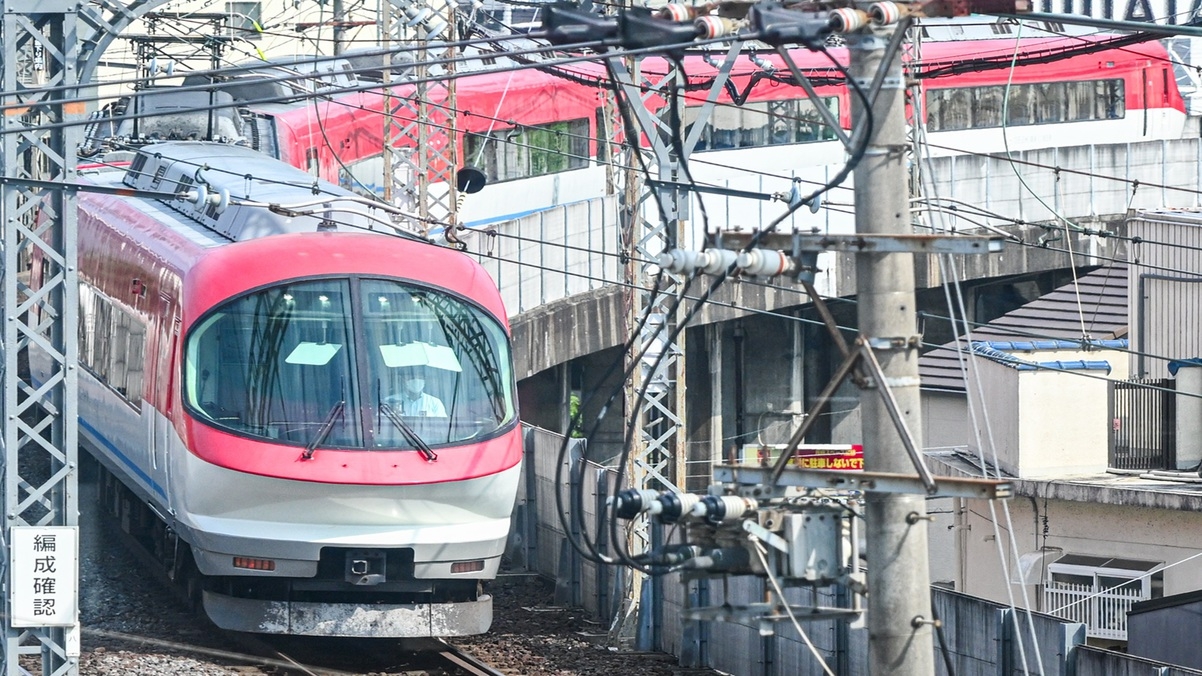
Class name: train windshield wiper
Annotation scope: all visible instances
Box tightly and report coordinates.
[379,403,438,462]
[302,400,345,460]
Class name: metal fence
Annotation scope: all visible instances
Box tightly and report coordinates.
[1044,580,1147,641]
[1109,378,1176,471]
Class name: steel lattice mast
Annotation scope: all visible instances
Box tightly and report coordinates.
[383,0,459,230]
[607,43,742,647]
[1,2,82,673]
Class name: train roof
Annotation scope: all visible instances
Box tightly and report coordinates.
[112,141,418,243]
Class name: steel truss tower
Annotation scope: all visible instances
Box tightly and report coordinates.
[606,44,742,647]
[383,0,459,231]
[0,2,82,674]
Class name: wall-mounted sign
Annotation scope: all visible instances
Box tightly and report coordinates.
[739,444,864,471]
[10,526,78,627]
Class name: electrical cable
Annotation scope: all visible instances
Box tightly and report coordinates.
[915,37,1042,672]
[594,37,879,573]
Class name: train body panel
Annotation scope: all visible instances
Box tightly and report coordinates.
[36,142,521,637]
[80,31,1192,230]
[81,33,1191,229]
[249,35,1188,226]
[174,449,519,573]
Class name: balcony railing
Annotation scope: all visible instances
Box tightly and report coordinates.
[1043,579,1148,641]
[1108,378,1176,471]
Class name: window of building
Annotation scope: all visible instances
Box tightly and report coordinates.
[1043,554,1162,640]
[926,79,1124,132]
[225,2,262,40]
[465,118,591,183]
[685,97,840,152]
[79,285,146,407]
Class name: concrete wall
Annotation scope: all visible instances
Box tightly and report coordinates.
[958,497,1202,615]
[1127,213,1202,378]
[1128,596,1202,669]
[969,349,1126,478]
[923,391,971,451]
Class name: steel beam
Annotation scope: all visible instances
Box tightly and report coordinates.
[714,466,1014,500]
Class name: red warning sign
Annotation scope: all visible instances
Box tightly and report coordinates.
[739,444,864,471]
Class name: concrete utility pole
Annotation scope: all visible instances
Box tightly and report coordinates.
[850,24,935,674]
[333,0,346,55]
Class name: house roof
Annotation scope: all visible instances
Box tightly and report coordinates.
[920,264,1129,391]
[928,450,1202,512]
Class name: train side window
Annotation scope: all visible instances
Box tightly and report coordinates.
[930,78,1124,131]
[1103,79,1126,119]
[78,284,145,407]
[305,147,319,176]
[739,102,770,148]
[1005,86,1034,126]
[339,153,385,198]
[1034,82,1066,123]
[925,90,945,132]
[974,86,1004,128]
[684,97,840,151]
[465,118,589,183]
[938,89,972,130]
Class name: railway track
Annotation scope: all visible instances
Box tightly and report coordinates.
[229,633,509,675]
[85,624,508,675]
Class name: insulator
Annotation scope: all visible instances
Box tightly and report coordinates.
[657,248,737,276]
[191,184,208,209]
[701,249,738,275]
[868,1,903,25]
[692,495,758,525]
[403,6,431,26]
[657,249,703,274]
[212,188,230,214]
[828,7,868,33]
[658,3,694,21]
[695,15,739,39]
[736,249,794,277]
[657,492,702,523]
[611,488,661,520]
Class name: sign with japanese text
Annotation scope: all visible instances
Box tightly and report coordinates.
[740,444,864,471]
[10,526,78,627]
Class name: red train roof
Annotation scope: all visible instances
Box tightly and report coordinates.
[183,231,508,331]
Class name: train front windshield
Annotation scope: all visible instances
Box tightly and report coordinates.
[184,278,517,450]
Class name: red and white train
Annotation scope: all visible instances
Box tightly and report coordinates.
[30,141,522,636]
[83,26,1188,228]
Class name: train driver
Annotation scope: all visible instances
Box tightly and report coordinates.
[389,365,447,417]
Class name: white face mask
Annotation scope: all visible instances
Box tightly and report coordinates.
[404,378,425,395]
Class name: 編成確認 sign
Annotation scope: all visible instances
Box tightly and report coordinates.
[10,526,78,627]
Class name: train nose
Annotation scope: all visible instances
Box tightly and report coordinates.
[345,550,387,585]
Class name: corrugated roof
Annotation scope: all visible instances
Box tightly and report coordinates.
[920,264,1129,391]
